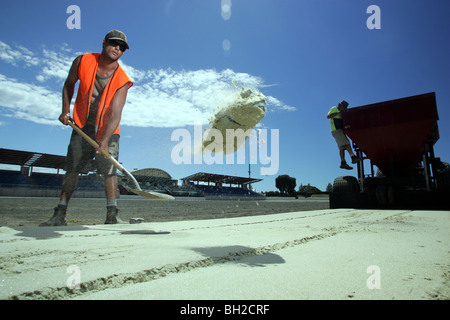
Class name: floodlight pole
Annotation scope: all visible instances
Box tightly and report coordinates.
[248,139,252,190]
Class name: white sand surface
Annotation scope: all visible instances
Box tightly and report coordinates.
[0,209,448,300]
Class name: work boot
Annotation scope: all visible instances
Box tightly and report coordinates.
[104,206,123,224]
[351,155,362,164]
[39,206,67,226]
[340,161,353,170]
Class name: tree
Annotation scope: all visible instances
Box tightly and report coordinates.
[275,175,296,195]
[326,183,333,193]
[298,183,322,197]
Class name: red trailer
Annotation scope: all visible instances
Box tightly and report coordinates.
[330,92,450,209]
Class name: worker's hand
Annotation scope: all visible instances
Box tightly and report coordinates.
[58,112,72,125]
[96,140,110,157]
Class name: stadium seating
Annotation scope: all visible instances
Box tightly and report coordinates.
[0,170,34,187]
[1,167,265,199]
[77,174,104,190]
[0,170,105,197]
[192,184,264,199]
[30,172,63,189]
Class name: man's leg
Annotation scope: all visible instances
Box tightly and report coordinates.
[333,130,352,170]
[40,126,94,227]
[39,172,79,226]
[104,175,122,224]
[339,147,353,170]
[104,174,117,200]
[98,135,121,224]
[60,172,79,203]
[345,145,362,164]
[339,148,346,163]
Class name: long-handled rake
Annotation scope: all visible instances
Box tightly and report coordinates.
[68,120,174,200]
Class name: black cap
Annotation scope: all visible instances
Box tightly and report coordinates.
[105,29,129,49]
[339,100,349,108]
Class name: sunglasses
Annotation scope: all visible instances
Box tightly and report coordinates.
[107,39,127,52]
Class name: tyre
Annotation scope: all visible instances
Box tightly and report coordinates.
[330,176,360,208]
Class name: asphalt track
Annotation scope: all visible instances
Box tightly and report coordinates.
[0,196,329,227]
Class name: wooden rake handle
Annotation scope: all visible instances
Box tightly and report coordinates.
[67,120,122,168]
[67,120,142,190]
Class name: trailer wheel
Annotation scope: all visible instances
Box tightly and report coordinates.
[330,176,360,208]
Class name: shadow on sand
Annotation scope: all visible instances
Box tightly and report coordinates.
[9,225,170,240]
[192,245,285,267]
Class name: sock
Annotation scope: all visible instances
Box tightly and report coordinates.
[58,200,68,209]
[106,199,117,207]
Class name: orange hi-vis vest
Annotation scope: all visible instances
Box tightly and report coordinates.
[73,53,133,142]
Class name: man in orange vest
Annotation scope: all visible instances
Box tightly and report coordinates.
[40,30,133,226]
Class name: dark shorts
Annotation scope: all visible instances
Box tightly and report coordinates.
[65,125,120,176]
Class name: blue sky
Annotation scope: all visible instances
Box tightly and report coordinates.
[0,0,449,192]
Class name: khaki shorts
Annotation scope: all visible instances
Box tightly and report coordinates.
[65,125,119,176]
[331,129,350,150]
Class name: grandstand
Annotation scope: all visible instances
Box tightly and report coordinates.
[181,172,265,200]
[0,148,105,198]
[118,168,202,197]
[0,148,265,199]
[120,170,265,199]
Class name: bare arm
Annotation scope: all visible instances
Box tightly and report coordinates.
[96,83,130,154]
[327,111,341,119]
[59,55,82,125]
[327,106,347,119]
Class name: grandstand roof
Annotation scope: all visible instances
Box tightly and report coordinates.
[182,172,262,186]
[0,148,66,169]
[131,168,172,179]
